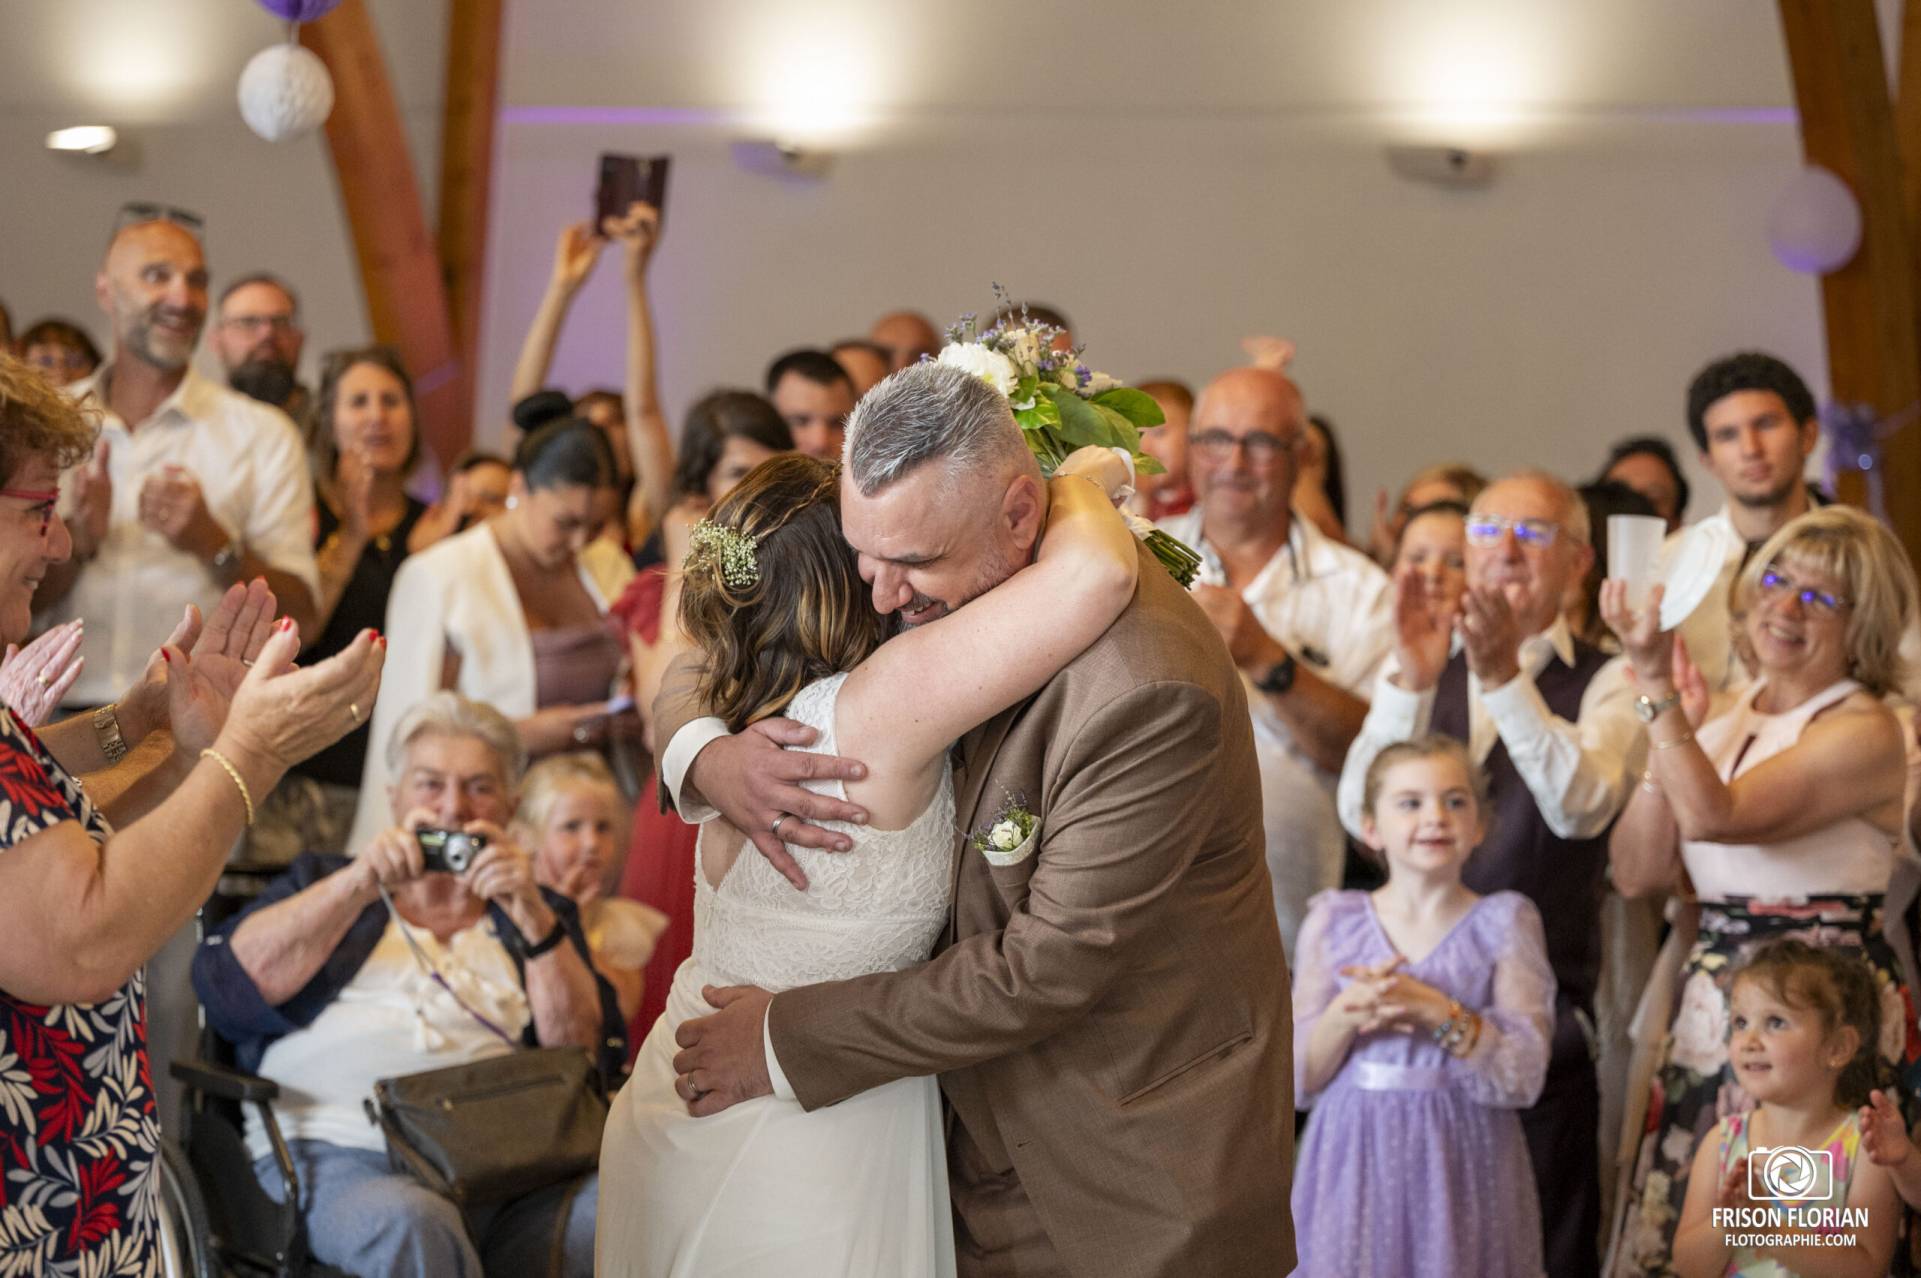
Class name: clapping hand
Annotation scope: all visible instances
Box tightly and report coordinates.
[155,579,281,755]
[1192,584,1281,671]
[1599,579,1673,688]
[0,620,85,727]
[1391,568,1454,692]
[1332,957,1407,1035]
[138,465,227,560]
[1458,586,1525,689]
[1861,1089,1917,1170]
[69,439,112,562]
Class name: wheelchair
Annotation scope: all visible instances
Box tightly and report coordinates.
[164,862,353,1278]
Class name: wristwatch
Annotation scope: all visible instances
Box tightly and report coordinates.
[1254,652,1297,697]
[93,704,129,764]
[1634,690,1682,723]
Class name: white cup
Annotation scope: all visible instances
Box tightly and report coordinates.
[1608,514,1667,612]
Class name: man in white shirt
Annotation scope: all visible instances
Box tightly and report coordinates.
[1337,469,1639,1278]
[1161,366,1393,960]
[36,207,318,708]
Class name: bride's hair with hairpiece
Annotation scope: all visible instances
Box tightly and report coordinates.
[678,454,892,730]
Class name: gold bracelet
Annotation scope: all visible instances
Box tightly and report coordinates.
[1653,732,1695,751]
[200,748,255,826]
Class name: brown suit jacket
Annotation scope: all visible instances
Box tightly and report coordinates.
[658,545,1294,1277]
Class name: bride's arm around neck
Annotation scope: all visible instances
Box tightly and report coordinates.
[837,475,1138,827]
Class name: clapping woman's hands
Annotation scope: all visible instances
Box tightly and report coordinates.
[0,620,86,727]
[211,622,385,776]
[158,579,282,755]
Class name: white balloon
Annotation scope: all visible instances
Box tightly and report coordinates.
[237,43,335,143]
[1767,164,1862,275]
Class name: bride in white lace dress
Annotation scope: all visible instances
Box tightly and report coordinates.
[597,449,1138,1276]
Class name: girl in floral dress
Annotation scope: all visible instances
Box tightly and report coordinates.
[1671,941,1898,1276]
[1291,736,1556,1277]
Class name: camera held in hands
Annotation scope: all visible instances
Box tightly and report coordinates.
[417,828,487,875]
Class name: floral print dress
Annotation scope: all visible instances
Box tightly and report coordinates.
[0,710,159,1278]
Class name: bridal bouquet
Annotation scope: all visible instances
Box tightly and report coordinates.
[936,298,1202,585]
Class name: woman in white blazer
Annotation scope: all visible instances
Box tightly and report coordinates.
[349,419,626,850]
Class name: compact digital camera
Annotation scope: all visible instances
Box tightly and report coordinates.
[417,828,488,875]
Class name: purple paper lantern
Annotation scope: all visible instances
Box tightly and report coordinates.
[1767,165,1863,275]
[256,0,344,22]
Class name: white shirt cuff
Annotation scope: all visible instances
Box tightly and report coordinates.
[1369,668,1434,739]
[763,1003,796,1101]
[661,717,729,824]
[1479,668,1553,750]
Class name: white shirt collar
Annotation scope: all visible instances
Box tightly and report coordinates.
[73,360,213,431]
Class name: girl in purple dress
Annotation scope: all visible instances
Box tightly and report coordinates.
[1292,736,1556,1278]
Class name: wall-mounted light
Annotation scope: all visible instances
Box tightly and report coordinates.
[46,125,119,156]
[731,139,835,181]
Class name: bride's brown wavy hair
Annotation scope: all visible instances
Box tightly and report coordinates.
[678,454,892,731]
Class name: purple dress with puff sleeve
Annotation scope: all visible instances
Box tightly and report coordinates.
[1290,889,1555,1278]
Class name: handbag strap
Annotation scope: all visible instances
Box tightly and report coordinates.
[377,884,519,1048]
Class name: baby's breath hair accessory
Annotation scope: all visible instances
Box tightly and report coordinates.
[687,519,760,589]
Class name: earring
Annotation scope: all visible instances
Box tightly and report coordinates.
[506,496,519,510]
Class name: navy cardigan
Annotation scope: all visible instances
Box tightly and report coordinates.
[191,853,628,1083]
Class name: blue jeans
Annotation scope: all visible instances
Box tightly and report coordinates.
[254,1140,597,1278]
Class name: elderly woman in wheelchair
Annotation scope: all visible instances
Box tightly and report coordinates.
[190,692,624,1278]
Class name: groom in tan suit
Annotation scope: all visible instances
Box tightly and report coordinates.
[658,364,1294,1276]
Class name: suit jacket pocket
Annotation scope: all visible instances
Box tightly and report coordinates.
[987,850,1038,912]
[1116,1030,1255,1107]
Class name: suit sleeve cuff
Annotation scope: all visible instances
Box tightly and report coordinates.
[763,1001,796,1101]
[662,717,729,823]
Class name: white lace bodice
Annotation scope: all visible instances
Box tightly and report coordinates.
[689,674,956,992]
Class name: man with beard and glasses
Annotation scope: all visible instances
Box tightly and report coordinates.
[211,271,310,421]
[1669,351,1921,696]
[37,206,319,715]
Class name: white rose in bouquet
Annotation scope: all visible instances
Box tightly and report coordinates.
[937,344,1020,397]
[989,820,1023,851]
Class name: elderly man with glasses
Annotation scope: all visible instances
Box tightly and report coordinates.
[1336,468,1642,1278]
[1158,366,1394,963]
[35,203,320,693]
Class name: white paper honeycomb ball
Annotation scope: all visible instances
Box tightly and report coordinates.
[237,43,335,143]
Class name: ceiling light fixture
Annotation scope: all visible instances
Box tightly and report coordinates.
[45,125,119,155]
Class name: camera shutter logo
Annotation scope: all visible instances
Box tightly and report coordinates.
[1748,1145,1833,1202]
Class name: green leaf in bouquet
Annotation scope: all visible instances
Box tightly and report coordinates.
[1091,387,1165,429]
[1133,453,1167,476]
[1090,402,1144,454]
[1049,387,1110,448]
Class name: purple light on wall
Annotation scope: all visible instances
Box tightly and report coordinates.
[501,106,727,127]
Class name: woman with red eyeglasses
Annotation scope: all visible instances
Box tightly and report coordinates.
[1602,505,1921,1275]
[0,353,384,1272]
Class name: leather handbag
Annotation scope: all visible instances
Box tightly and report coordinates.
[367,1045,609,1207]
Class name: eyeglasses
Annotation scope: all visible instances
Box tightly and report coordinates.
[1189,430,1298,463]
[0,488,60,538]
[221,314,298,335]
[114,201,205,234]
[1465,515,1560,548]
[1758,566,1851,616]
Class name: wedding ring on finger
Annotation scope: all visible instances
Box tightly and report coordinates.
[348,702,362,725]
[770,814,788,838]
[32,673,49,689]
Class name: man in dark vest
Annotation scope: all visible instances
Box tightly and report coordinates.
[1337,469,1641,1278]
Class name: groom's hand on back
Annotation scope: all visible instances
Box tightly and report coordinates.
[672,985,775,1116]
[690,719,870,891]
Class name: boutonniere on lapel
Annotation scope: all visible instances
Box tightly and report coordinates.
[972,793,1039,867]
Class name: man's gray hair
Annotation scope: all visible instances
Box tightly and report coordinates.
[844,363,1034,495]
[1479,467,1591,547]
[385,691,527,788]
